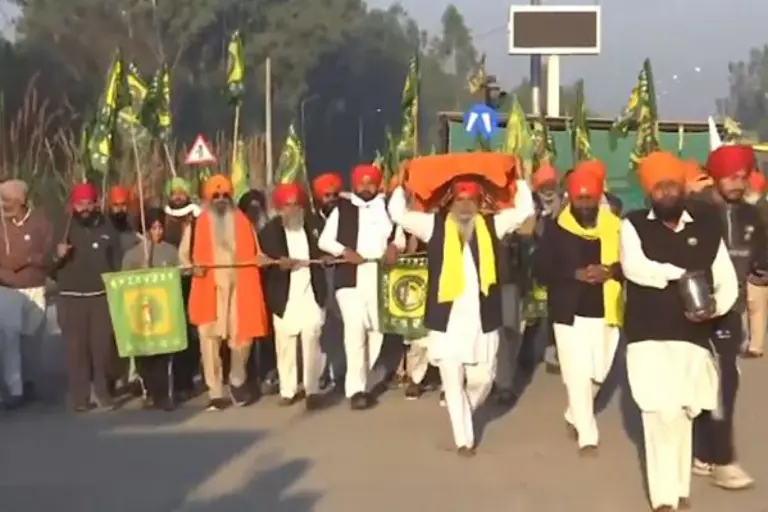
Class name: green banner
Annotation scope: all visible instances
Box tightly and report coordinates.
[378,256,428,339]
[102,268,188,358]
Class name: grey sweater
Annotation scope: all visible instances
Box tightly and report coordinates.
[121,240,179,271]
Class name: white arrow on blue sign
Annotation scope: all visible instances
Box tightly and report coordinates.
[463,104,499,139]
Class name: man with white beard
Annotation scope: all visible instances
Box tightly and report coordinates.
[180,175,270,411]
[318,164,404,410]
[388,173,534,456]
[258,183,328,410]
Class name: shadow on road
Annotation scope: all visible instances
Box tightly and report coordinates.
[0,413,319,512]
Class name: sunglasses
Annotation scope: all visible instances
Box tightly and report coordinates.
[211,193,231,200]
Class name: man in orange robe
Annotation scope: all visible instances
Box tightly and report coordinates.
[179,174,270,411]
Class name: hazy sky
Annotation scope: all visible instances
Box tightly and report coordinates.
[369,0,767,120]
[2,0,765,120]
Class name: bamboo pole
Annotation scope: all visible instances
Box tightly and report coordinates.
[265,58,274,187]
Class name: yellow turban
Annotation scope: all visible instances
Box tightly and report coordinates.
[637,151,686,193]
[203,174,233,199]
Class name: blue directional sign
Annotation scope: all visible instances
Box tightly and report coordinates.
[463,103,499,139]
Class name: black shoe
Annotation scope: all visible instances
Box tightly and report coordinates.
[305,394,323,411]
[129,381,145,398]
[278,396,299,407]
[3,395,25,411]
[156,398,176,412]
[23,382,37,402]
[404,382,422,400]
[206,398,229,411]
[95,398,118,411]
[545,362,561,375]
[350,392,371,410]
[230,385,251,407]
[260,379,280,396]
[439,391,446,407]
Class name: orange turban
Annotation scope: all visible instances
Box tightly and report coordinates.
[682,159,713,193]
[749,170,767,194]
[272,183,305,209]
[108,185,131,205]
[638,151,687,193]
[312,172,342,197]
[452,179,482,199]
[532,163,558,191]
[706,145,756,180]
[203,174,233,199]
[351,165,382,189]
[566,164,604,199]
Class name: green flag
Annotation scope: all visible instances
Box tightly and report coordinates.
[571,79,594,163]
[142,64,173,141]
[89,50,129,173]
[396,55,419,158]
[378,256,428,340]
[226,31,245,104]
[117,61,151,153]
[231,138,249,201]
[103,267,188,358]
[275,123,306,185]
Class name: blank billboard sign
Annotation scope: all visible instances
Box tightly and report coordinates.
[508,5,600,55]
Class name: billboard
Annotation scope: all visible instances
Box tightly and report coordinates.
[508,5,601,55]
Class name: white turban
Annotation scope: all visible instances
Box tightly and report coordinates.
[0,180,29,201]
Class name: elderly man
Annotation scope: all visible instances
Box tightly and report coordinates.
[535,161,623,455]
[318,165,405,409]
[0,180,53,408]
[313,172,345,391]
[50,183,121,411]
[388,174,534,456]
[180,174,270,411]
[258,183,328,410]
[621,152,737,512]
[161,176,202,400]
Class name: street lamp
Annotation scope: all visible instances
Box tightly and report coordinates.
[358,108,382,159]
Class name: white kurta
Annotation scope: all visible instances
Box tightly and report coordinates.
[318,193,406,397]
[620,209,738,509]
[388,183,535,447]
[273,227,325,398]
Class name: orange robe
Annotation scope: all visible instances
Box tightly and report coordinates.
[188,209,270,345]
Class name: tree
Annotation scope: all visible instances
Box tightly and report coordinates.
[719,45,768,140]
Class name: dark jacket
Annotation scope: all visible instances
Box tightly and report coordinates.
[49,214,121,296]
[257,214,328,317]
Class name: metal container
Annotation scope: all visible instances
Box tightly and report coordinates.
[678,270,715,317]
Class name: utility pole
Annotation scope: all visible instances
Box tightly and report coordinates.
[530,0,542,115]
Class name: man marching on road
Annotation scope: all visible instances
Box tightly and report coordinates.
[318,165,404,410]
[181,174,270,411]
[620,152,738,512]
[388,172,533,456]
[259,183,328,410]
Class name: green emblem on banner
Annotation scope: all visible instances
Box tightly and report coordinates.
[102,268,188,358]
[379,256,428,339]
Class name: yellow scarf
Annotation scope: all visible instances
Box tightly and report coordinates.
[438,215,497,303]
[557,205,624,326]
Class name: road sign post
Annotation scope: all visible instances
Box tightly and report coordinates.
[184,134,218,166]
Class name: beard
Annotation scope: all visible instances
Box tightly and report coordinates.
[110,211,129,230]
[283,209,305,231]
[74,209,96,226]
[651,198,685,223]
[320,200,337,217]
[355,190,377,202]
[452,214,475,244]
[210,205,235,253]
[571,205,598,227]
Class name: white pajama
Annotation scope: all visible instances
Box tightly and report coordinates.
[439,360,495,448]
[553,316,619,448]
[405,337,430,384]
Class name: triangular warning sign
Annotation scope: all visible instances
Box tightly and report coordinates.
[185,135,217,165]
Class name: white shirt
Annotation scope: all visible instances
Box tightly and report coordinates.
[619,209,737,316]
[275,227,323,335]
[387,182,535,362]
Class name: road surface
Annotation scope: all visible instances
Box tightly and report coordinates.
[1,313,768,512]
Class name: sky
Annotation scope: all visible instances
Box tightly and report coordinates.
[2,0,766,120]
[368,0,768,120]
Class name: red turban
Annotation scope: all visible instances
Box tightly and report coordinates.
[71,183,97,205]
[706,145,756,180]
[567,163,604,199]
[532,163,558,191]
[108,185,131,205]
[351,165,382,189]
[312,172,342,197]
[272,183,305,209]
[749,171,767,194]
[452,179,482,199]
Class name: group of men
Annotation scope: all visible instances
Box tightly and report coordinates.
[0,139,766,511]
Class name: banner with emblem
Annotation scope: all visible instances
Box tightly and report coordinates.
[102,268,188,358]
[378,256,428,339]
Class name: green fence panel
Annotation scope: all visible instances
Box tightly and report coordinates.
[447,121,711,212]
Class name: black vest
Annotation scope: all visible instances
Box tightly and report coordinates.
[334,197,395,290]
[257,216,327,317]
[424,213,503,334]
[623,209,721,347]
